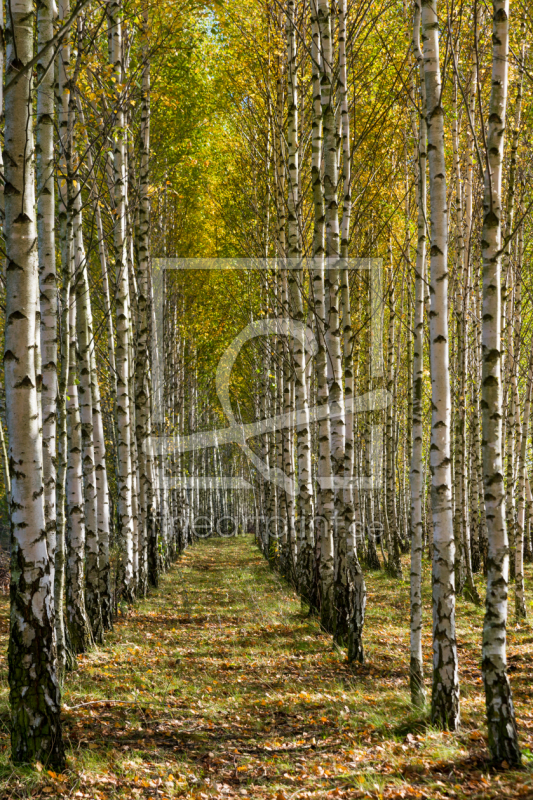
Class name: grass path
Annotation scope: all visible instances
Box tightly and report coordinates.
[1,535,533,798]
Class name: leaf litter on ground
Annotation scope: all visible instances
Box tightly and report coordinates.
[0,535,532,798]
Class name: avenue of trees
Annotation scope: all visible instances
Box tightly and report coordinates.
[0,0,532,776]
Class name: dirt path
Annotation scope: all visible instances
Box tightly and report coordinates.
[1,535,533,798]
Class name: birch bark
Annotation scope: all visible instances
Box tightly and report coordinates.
[285,0,314,597]
[410,0,427,706]
[312,0,334,629]
[109,0,135,601]
[515,310,532,621]
[480,0,520,765]
[338,0,365,662]
[37,0,58,580]
[4,0,65,766]
[421,0,459,730]
[74,195,103,642]
[55,203,70,673]
[75,102,113,629]
[451,73,479,605]
[66,269,93,654]
[317,0,347,638]
[54,0,75,678]
[135,10,153,596]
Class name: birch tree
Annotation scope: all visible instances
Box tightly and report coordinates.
[515,315,532,622]
[338,0,365,663]
[480,0,521,766]
[75,196,103,642]
[109,0,135,601]
[65,244,93,654]
[4,0,64,766]
[75,100,114,629]
[285,0,315,602]
[421,0,459,730]
[312,0,335,631]
[135,6,154,596]
[319,0,350,640]
[409,0,427,707]
[37,0,58,587]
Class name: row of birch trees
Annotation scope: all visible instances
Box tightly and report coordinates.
[2,0,533,776]
[0,0,208,768]
[189,0,532,768]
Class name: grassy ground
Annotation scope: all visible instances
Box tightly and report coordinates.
[0,535,532,799]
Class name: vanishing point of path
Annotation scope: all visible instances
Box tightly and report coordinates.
[1,535,533,799]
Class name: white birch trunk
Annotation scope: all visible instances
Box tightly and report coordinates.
[55,210,71,674]
[338,0,365,662]
[135,19,152,593]
[286,0,315,599]
[4,0,64,765]
[410,0,427,706]
[452,73,479,605]
[318,0,343,636]
[74,194,103,642]
[480,0,520,766]
[75,100,113,629]
[109,0,135,602]
[421,0,459,730]
[54,0,74,678]
[37,0,57,583]
[311,1,334,628]
[515,309,532,622]
[66,273,93,654]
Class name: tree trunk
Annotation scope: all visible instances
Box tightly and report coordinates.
[421,0,459,730]
[480,0,521,766]
[515,311,532,622]
[338,0,365,662]
[286,0,315,603]
[66,282,93,654]
[5,0,64,765]
[74,195,103,642]
[312,0,335,632]
[109,0,135,602]
[75,100,114,630]
[37,0,57,590]
[409,0,427,707]
[135,13,153,596]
